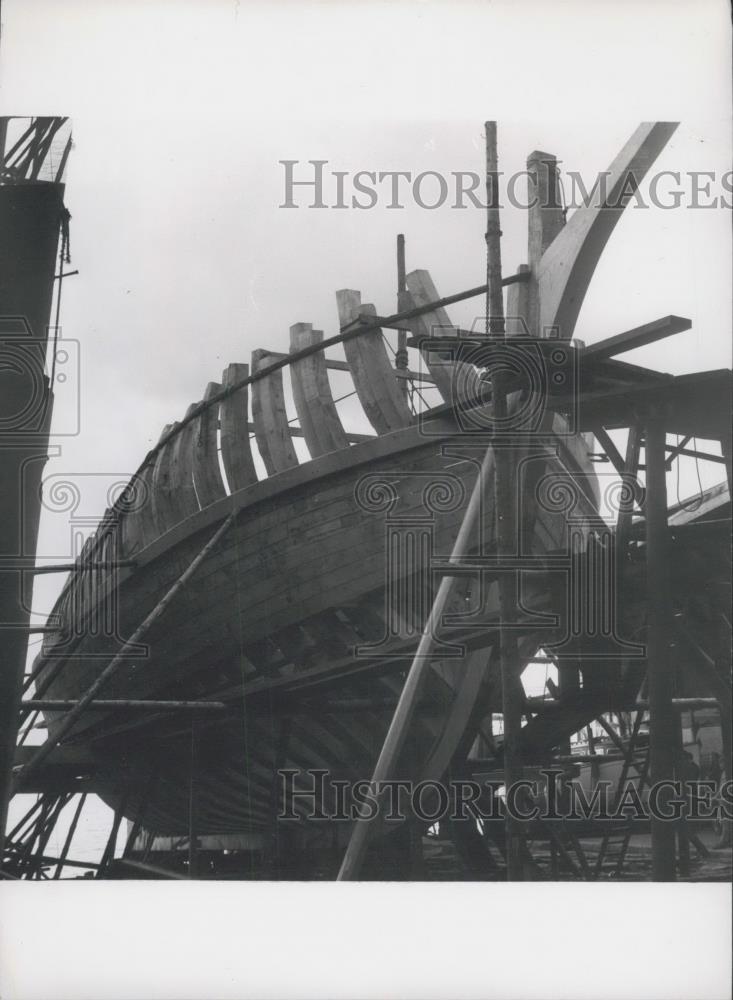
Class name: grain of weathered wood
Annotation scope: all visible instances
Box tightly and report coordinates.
[151,422,183,537]
[168,404,200,523]
[289,323,349,458]
[191,382,227,509]
[404,269,469,404]
[537,122,678,340]
[335,290,412,435]
[220,363,257,493]
[137,426,171,547]
[251,349,299,476]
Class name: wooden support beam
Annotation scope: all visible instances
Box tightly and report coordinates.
[11,511,237,793]
[592,426,626,476]
[337,441,497,880]
[486,120,525,882]
[53,793,86,878]
[584,316,692,362]
[22,699,226,712]
[19,560,136,575]
[644,413,677,881]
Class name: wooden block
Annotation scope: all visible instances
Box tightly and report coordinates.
[335,290,412,435]
[289,323,349,457]
[220,363,258,493]
[251,349,299,476]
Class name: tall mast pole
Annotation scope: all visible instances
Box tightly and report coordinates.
[485,121,525,880]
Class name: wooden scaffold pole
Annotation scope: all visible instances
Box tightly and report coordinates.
[644,410,677,880]
[485,120,526,881]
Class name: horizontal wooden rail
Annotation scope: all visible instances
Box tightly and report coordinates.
[22,699,227,712]
[25,561,136,575]
[126,271,531,484]
[263,350,436,385]
[584,316,691,361]
[242,421,374,444]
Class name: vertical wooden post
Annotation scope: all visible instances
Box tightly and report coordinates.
[485,121,525,881]
[188,722,199,878]
[53,792,87,878]
[674,715,691,877]
[527,150,565,338]
[396,234,409,397]
[644,412,677,880]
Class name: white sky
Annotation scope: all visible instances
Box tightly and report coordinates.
[0,3,731,997]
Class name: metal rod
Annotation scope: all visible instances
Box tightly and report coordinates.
[11,512,237,793]
[645,413,677,881]
[337,441,497,880]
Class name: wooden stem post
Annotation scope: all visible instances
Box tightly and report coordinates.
[485,121,525,881]
[644,413,677,880]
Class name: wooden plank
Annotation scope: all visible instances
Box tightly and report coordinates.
[119,462,156,557]
[537,122,678,340]
[506,264,530,337]
[289,323,349,457]
[191,382,227,509]
[136,426,170,547]
[584,316,692,361]
[251,349,299,476]
[403,269,470,404]
[150,422,184,536]
[220,363,257,493]
[335,290,412,435]
[167,404,200,523]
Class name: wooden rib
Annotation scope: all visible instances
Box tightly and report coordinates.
[135,425,170,547]
[335,290,412,435]
[191,382,227,509]
[118,463,156,558]
[220,363,257,493]
[251,349,299,476]
[150,422,182,536]
[403,269,468,403]
[289,323,349,457]
[537,122,678,340]
[167,404,200,523]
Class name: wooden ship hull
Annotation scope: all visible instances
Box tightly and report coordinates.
[35,403,599,841]
[27,120,704,872]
